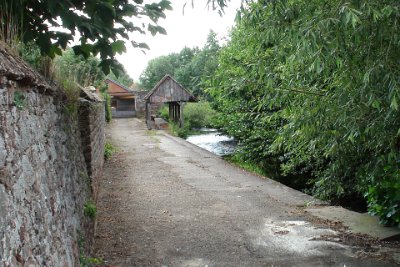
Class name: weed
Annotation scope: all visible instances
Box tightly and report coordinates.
[13,91,25,110]
[61,79,80,117]
[224,154,269,177]
[78,235,103,267]
[104,142,116,160]
[83,200,96,218]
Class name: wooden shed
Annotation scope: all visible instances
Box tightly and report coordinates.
[144,74,196,129]
[105,78,136,117]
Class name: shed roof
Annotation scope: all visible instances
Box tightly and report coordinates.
[144,74,196,103]
[105,78,133,92]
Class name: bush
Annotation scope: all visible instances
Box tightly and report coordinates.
[158,104,169,121]
[362,157,400,226]
[169,122,190,138]
[183,101,216,129]
[158,101,218,138]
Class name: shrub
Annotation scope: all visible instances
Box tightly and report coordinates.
[169,122,190,139]
[362,157,400,226]
[158,104,169,121]
[183,101,216,129]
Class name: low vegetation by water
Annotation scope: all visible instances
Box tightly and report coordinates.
[159,101,217,138]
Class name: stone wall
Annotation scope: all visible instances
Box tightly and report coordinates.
[79,89,105,202]
[0,45,105,266]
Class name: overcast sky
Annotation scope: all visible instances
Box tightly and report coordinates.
[116,0,241,82]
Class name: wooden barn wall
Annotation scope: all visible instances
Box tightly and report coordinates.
[149,78,191,103]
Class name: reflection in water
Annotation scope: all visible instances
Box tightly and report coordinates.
[186,129,236,156]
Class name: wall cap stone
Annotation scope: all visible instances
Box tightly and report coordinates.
[0,43,54,94]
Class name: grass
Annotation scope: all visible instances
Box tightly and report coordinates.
[224,154,269,178]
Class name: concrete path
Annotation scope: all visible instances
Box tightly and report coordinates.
[94,118,399,267]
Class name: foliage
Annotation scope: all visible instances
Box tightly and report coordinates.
[0,2,20,50]
[1,0,172,74]
[106,70,133,89]
[139,30,221,99]
[19,44,132,124]
[209,0,400,226]
[83,200,97,218]
[18,42,43,70]
[103,93,112,123]
[158,104,170,121]
[61,79,80,117]
[225,153,269,177]
[13,92,25,110]
[78,235,103,267]
[169,122,191,139]
[53,49,105,87]
[183,101,217,129]
[104,142,116,160]
[180,30,221,99]
[80,256,103,267]
[159,101,217,132]
[139,47,198,90]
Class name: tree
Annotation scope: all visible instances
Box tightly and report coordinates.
[139,30,221,97]
[1,0,173,74]
[185,30,221,98]
[139,47,198,90]
[209,0,400,226]
[1,1,233,75]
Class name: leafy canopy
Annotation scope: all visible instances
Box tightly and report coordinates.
[1,0,233,75]
[1,0,172,74]
[139,30,221,99]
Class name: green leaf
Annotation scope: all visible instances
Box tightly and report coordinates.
[390,96,398,111]
[148,24,167,36]
[111,40,126,55]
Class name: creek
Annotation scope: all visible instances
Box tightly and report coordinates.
[186,129,236,156]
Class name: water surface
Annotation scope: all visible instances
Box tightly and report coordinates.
[186,129,236,156]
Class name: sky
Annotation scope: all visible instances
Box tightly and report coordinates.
[116,1,242,82]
